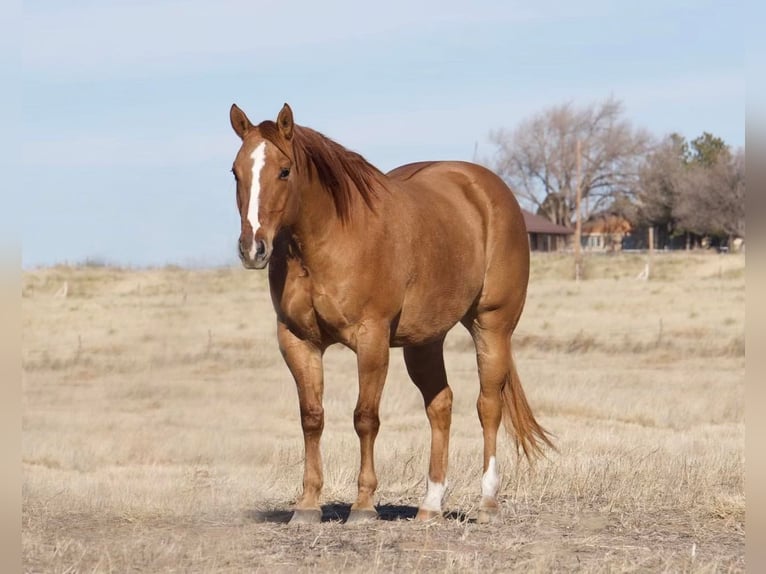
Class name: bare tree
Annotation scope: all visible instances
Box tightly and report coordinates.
[636,133,688,235]
[489,98,650,227]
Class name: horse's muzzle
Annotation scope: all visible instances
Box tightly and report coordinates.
[239,237,271,270]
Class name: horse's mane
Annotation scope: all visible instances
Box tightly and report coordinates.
[258,120,386,222]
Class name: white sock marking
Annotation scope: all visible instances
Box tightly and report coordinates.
[247,142,267,259]
[421,477,447,512]
[481,456,500,499]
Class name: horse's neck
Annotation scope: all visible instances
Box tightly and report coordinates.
[290,178,342,269]
[292,177,381,269]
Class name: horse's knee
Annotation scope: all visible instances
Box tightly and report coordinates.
[300,405,324,435]
[353,408,380,437]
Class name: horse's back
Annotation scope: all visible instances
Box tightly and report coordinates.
[387,160,528,254]
[388,161,525,225]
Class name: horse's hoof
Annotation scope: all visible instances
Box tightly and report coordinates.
[289,509,322,525]
[477,507,500,524]
[415,508,443,522]
[346,509,378,524]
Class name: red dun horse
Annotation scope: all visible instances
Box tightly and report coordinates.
[229,103,552,524]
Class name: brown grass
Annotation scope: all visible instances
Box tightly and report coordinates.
[22,252,744,572]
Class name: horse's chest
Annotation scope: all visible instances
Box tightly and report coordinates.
[269,259,320,342]
[270,263,352,345]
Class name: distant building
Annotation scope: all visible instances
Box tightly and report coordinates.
[581,214,632,252]
[522,210,573,252]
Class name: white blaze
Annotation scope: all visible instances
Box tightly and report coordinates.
[481,456,500,499]
[421,477,448,512]
[247,142,267,259]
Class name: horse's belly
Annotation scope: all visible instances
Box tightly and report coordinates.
[391,273,482,346]
[391,231,485,345]
[390,310,463,346]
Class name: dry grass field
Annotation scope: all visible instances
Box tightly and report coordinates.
[22,252,745,573]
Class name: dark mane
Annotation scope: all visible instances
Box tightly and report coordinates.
[258,120,386,222]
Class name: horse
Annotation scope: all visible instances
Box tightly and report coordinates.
[229,103,553,524]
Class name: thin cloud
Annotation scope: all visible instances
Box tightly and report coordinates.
[22,133,234,168]
[23,0,554,79]
[621,71,745,109]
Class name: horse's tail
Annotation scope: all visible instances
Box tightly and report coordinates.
[501,353,555,459]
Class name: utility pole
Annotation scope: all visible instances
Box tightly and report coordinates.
[574,139,583,281]
[647,225,654,280]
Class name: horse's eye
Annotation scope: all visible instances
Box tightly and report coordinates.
[279,168,290,180]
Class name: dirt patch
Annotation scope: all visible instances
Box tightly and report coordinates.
[23,501,743,573]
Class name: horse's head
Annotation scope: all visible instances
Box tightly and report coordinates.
[230,103,298,269]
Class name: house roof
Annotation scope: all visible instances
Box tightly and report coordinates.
[521,210,573,235]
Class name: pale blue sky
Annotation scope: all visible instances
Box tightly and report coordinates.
[19,0,746,267]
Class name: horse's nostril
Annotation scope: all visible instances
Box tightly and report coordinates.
[255,240,267,258]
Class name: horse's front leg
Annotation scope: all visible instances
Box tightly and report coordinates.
[277,321,326,524]
[347,320,390,523]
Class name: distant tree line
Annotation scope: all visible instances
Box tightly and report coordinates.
[488,97,745,248]
[636,132,744,247]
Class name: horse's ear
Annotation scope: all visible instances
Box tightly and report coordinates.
[277,103,294,141]
[230,104,253,140]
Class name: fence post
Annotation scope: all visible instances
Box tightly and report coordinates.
[574,139,583,281]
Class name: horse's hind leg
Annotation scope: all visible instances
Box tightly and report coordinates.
[465,304,551,523]
[464,309,514,524]
[403,339,453,520]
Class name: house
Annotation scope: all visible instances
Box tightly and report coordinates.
[521,210,573,252]
[581,214,632,252]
